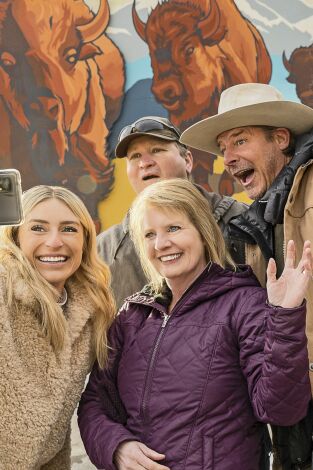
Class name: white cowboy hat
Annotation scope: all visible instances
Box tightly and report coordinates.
[180,83,313,155]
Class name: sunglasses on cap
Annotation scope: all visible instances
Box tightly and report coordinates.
[118,117,181,142]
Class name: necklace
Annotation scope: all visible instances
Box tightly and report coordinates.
[57,288,68,306]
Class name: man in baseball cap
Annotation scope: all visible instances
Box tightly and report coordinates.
[114,116,193,194]
[181,83,313,470]
[97,115,247,309]
[115,116,182,157]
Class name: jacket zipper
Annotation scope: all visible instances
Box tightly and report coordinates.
[139,264,212,426]
[141,311,170,424]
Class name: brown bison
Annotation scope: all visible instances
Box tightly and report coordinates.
[283,45,313,109]
[132,0,272,130]
[0,0,125,185]
[132,0,270,197]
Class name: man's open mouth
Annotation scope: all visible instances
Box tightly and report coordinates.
[233,168,255,186]
[142,175,159,181]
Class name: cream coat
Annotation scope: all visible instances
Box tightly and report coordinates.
[246,159,313,395]
[0,258,95,469]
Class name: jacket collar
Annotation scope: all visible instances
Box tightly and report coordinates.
[64,279,95,342]
[3,257,95,344]
[111,213,129,261]
[122,212,129,233]
[228,130,313,260]
[124,262,258,315]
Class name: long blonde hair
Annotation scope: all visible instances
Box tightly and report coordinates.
[129,178,235,294]
[0,185,115,368]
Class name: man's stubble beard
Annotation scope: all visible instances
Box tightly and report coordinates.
[254,147,289,201]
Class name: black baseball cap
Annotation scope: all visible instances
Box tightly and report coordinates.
[115,116,183,158]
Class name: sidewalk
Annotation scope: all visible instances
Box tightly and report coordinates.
[71,413,96,470]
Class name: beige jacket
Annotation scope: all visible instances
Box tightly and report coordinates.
[0,258,95,469]
[246,159,313,395]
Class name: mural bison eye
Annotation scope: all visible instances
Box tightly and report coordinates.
[0,52,16,67]
[64,48,79,64]
[132,0,272,197]
[185,45,194,57]
[0,0,125,226]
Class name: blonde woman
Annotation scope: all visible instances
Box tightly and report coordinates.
[79,179,312,470]
[0,185,115,469]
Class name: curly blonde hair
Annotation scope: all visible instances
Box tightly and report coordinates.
[0,185,115,368]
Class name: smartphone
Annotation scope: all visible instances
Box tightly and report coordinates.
[0,169,24,226]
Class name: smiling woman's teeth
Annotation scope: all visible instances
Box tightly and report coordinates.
[160,254,181,262]
[38,256,67,263]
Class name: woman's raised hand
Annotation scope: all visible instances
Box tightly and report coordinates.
[114,440,170,470]
[267,240,313,308]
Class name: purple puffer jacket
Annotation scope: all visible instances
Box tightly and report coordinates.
[78,263,310,470]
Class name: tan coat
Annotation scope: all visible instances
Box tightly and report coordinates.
[0,258,95,469]
[246,159,313,395]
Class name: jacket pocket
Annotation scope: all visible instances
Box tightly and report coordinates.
[202,434,214,469]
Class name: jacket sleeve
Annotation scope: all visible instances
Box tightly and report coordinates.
[233,288,310,426]
[78,312,138,470]
[41,428,71,470]
[96,227,116,265]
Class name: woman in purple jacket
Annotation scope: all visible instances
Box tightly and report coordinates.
[78,179,312,470]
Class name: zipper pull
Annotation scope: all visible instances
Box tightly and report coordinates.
[162,313,170,327]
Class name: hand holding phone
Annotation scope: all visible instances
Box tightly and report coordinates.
[0,169,24,226]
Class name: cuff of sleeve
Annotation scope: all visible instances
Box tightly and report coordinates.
[266,299,306,309]
[266,300,306,336]
[104,430,139,470]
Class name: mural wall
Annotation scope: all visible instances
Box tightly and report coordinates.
[0,0,312,230]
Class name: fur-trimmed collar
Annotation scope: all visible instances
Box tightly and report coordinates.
[0,257,95,343]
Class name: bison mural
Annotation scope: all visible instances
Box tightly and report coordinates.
[132,0,272,195]
[283,45,313,109]
[0,0,125,222]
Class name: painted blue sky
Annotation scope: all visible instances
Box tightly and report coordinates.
[86,0,313,100]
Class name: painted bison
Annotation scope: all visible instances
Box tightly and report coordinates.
[0,0,125,190]
[132,0,271,197]
[283,45,313,109]
[132,0,272,130]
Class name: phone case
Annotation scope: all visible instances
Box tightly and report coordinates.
[0,169,24,226]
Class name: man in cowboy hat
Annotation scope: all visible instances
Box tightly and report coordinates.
[97,115,247,310]
[181,82,313,470]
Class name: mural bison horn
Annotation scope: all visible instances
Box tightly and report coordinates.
[77,0,110,42]
[132,1,146,41]
[198,0,227,45]
[0,0,125,223]
[282,51,291,72]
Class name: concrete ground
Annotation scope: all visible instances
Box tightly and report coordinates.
[71,413,96,470]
